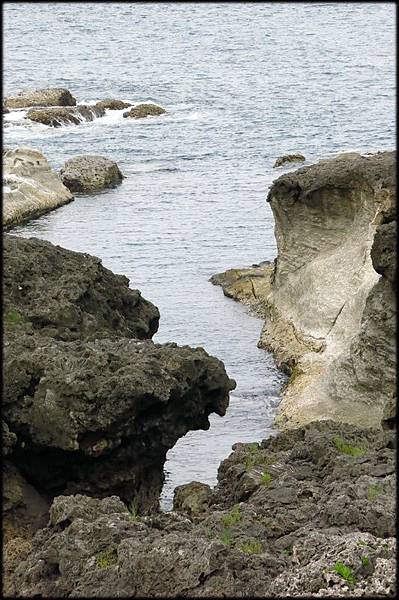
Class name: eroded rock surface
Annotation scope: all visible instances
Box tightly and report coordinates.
[26,105,105,127]
[10,421,395,597]
[3,147,74,229]
[4,88,76,109]
[3,235,159,341]
[95,99,132,110]
[123,103,166,119]
[60,155,124,193]
[273,153,306,168]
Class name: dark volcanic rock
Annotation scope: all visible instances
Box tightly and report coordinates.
[4,335,234,511]
[26,105,105,127]
[4,87,76,109]
[3,235,159,341]
[123,103,166,119]
[60,155,124,193]
[10,421,395,597]
[95,98,132,110]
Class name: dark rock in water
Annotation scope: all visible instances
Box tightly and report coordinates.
[3,335,234,512]
[3,235,159,341]
[4,87,76,109]
[123,103,166,119]
[26,105,105,127]
[60,155,124,193]
[95,98,132,110]
[273,153,305,167]
[10,420,395,597]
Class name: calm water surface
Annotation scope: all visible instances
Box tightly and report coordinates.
[3,3,395,509]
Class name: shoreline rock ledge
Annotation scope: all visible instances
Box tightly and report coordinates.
[4,87,76,109]
[213,151,396,430]
[3,147,74,229]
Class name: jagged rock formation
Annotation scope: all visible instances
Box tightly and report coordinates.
[4,88,76,109]
[95,99,132,110]
[9,420,395,597]
[60,155,124,193]
[273,153,306,168]
[26,105,105,127]
[123,103,166,119]
[213,152,396,429]
[3,147,74,229]
[3,235,159,341]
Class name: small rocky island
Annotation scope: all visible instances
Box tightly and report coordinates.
[2,89,396,597]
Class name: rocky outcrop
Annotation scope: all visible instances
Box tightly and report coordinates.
[261,151,396,429]
[3,147,74,229]
[123,103,166,119]
[26,105,105,127]
[3,235,234,514]
[4,88,76,109]
[95,99,132,110]
[210,261,273,316]
[9,420,395,597]
[273,153,305,168]
[60,155,124,193]
[3,234,160,341]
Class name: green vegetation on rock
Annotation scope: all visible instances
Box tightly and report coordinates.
[97,547,118,569]
[5,308,24,326]
[239,539,263,554]
[260,471,272,485]
[333,436,366,457]
[333,561,356,584]
[367,483,382,501]
[220,529,233,546]
[221,505,242,527]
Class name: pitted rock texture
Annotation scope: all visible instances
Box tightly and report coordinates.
[60,155,124,193]
[4,87,76,109]
[273,153,306,168]
[123,103,166,119]
[4,335,234,511]
[26,104,105,127]
[3,147,74,229]
[10,421,395,597]
[261,151,396,428]
[3,235,159,341]
[95,98,132,110]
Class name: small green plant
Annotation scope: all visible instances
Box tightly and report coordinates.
[128,500,139,520]
[248,442,260,453]
[5,308,24,326]
[333,561,356,585]
[367,483,382,501]
[357,540,369,547]
[221,504,242,527]
[97,547,118,568]
[281,548,291,556]
[260,471,272,485]
[333,436,366,457]
[239,539,262,554]
[220,529,233,546]
[361,555,370,567]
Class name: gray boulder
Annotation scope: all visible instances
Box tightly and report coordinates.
[95,99,132,110]
[4,87,76,109]
[273,153,306,167]
[60,155,124,193]
[123,103,166,119]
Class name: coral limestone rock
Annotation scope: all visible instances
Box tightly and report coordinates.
[4,87,76,109]
[2,147,74,228]
[60,155,124,193]
[26,105,105,127]
[123,103,166,119]
[273,153,306,168]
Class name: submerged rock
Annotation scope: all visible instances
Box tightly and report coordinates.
[60,155,124,193]
[26,105,105,127]
[4,87,76,109]
[2,147,74,229]
[3,234,159,341]
[10,420,395,597]
[95,98,132,110]
[273,153,306,167]
[123,103,166,119]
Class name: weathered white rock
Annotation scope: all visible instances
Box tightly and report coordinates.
[262,151,396,429]
[3,147,74,228]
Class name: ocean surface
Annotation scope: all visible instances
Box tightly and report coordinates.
[3,3,395,510]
